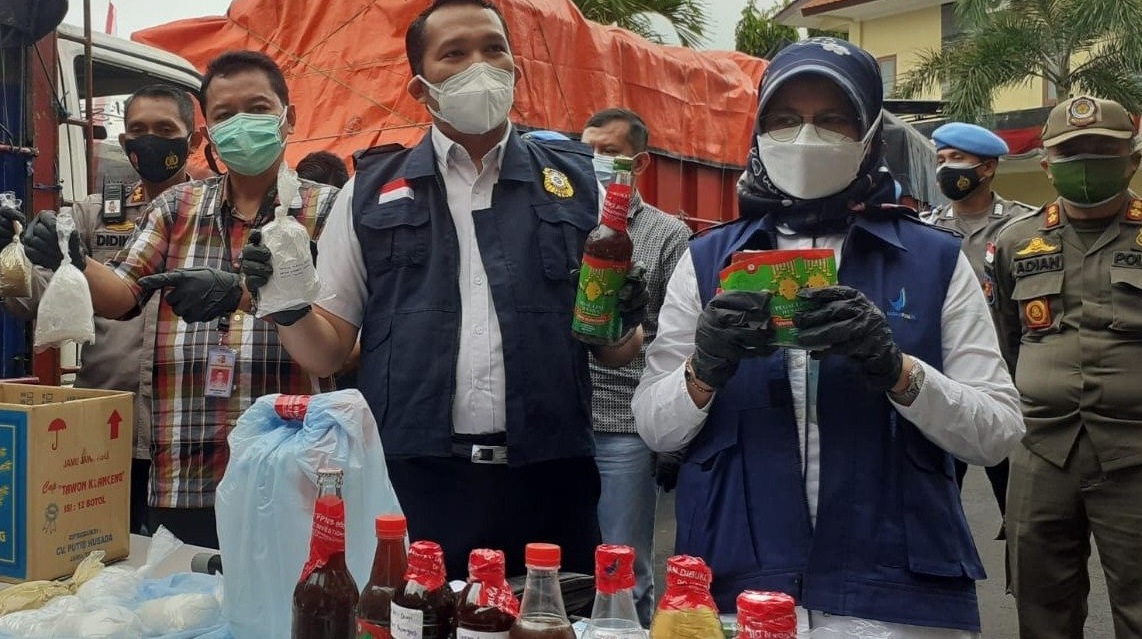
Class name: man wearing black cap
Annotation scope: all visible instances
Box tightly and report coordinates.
[633,38,1021,636]
[924,122,1034,538]
[990,95,1142,638]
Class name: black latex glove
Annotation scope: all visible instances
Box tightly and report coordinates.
[653,450,683,493]
[793,285,904,392]
[23,211,86,271]
[138,267,243,323]
[239,230,273,294]
[238,230,313,326]
[0,206,25,245]
[691,290,777,389]
[616,261,650,337]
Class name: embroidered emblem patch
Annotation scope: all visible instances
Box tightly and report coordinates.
[1067,97,1098,127]
[1045,204,1061,229]
[1023,298,1052,330]
[1016,237,1060,257]
[543,168,574,198]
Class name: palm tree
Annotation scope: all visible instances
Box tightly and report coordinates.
[734,0,845,60]
[897,0,1142,123]
[574,0,710,48]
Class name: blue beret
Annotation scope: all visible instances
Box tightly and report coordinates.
[931,122,1009,157]
[522,130,571,141]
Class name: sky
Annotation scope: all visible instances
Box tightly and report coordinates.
[64,0,783,52]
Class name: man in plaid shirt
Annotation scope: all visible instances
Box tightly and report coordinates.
[12,51,336,547]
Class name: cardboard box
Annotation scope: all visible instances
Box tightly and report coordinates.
[0,384,133,582]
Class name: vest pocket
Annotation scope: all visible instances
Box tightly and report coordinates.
[1010,271,1064,339]
[1109,266,1142,333]
[899,428,986,580]
[533,202,594,282]
[358,202,430,275]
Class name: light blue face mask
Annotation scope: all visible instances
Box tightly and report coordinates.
[208,111,287,176]
[593,154,617,187]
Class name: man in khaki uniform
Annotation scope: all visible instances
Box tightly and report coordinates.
[989,95,1142,638]
[2,84,200,535]
[924,122,1033,538]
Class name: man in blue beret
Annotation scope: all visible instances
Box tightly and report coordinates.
[924,121,1034,540]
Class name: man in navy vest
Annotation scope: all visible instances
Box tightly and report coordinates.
[249,0,645,578]
[632,38,1022,636]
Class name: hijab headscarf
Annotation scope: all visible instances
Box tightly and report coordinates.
[739,37,897,234]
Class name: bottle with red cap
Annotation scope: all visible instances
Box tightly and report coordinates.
[509,543,575,639]
[356,514,409,638]
[735,591,797,639]
[390,540,456,639]
[648,556,722,639]
[584,544,646,638]
[456,549,521,638]
[292,468,359,639]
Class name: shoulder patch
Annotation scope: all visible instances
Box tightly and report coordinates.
[126,183,146,205]
[1126,198,1142,223]
[1044,203,1061,229]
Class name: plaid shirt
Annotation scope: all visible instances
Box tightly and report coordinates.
[112,175,337,508]
[589,194,691,434]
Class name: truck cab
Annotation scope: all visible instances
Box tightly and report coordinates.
[0,22,201,381]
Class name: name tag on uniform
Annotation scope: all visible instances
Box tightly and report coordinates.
[205,345,236,398]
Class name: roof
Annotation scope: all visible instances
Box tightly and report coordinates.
[131,0,768,170]
[802,0,876,14]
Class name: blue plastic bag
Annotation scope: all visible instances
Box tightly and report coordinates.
[215,390,401,639]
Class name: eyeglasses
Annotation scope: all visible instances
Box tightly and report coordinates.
[759,112,859,143]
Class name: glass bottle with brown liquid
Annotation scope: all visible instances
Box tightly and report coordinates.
[509,543,576,639]
[390,540,455,639]
[456,548,520,638]
[571,155,634,345]
[356,514,409,638]
[292,467,360,639]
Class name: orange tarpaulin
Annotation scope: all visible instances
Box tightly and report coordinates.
[134,0,769,224]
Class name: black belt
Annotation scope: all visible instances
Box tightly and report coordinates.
[451,433,508,465]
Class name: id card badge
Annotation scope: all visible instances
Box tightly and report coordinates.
[205,345,237,398]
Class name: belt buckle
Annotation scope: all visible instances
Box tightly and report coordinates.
[470,445,508,465]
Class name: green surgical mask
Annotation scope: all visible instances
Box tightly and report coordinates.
[1048,154,1134,208]
[208,111,287,176]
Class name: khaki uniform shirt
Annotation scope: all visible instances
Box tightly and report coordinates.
[4,184,159,460]
[925,194,1035,369]
[989,197,1142,471]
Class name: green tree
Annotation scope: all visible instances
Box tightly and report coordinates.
[574,0,709,48]
[734,0,846,60]
[898,0,1142,123]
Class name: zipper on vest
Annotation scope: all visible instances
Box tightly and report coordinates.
[436,172,464,430]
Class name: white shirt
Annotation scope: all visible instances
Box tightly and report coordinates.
[631,235,1022,639]
[316,125,514,435]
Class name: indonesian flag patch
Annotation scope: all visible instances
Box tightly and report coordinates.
[378,178,414,205]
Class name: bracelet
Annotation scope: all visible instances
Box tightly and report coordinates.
[684,356,715,394]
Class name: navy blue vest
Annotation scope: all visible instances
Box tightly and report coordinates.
[681,214,985,631]
[350,129,600,465]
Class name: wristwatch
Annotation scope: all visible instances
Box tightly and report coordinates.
[889,360,925,405]
[684,356,715,394]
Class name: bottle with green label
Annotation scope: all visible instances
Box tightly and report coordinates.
[572,156,634,345]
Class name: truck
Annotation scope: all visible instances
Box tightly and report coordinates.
[0,2,201,383]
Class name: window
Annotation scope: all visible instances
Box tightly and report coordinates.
[878,56,897,97]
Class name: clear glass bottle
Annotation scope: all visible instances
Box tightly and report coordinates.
[292,467,359,639]
[509,543,575,639]
[584,545,646,638]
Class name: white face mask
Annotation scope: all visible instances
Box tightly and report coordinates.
[418,62,515,135]
[757,115,881,200]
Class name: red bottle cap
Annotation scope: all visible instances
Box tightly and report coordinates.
[468,548,507,582]
[737,591,797,637]
[664,555,712,589]
[524,543,561,569]
[595,544,636,595]
[406,540,447,590]
[375,514,407,538]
